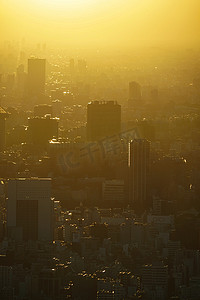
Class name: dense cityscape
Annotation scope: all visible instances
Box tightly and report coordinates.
[1,0,200,299]
[0,41,200,299]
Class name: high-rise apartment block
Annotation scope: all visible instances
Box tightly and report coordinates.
[129,139,150,213]
[87,101,121,141]
[7,178,53,241]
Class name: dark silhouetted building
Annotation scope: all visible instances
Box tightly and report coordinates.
[16,64,26,97]
[87,101,121,141]
[34,104,53,117]
[141,263,168,294]
[28,115,59,145]
[7,178,53,241]
[129,139,150,213]
[0,107,8,151]
[27,58,46,97]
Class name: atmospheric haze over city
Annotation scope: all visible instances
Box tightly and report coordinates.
[0,0,200,299]
[1,0,200,48]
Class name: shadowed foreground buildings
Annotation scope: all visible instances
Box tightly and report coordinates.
[7,178,53,241]
[129,139,150,213]
[142,263,168,297]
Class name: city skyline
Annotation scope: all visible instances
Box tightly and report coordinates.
[0,0,200,299]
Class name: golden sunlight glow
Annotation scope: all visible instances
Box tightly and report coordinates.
[1,0,200,49]
[30,0,99,11]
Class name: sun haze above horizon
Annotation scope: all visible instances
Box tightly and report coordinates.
[1,0,200,49]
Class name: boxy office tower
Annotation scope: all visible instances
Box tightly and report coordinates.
[87,101,121,142]
[7,178,53,241]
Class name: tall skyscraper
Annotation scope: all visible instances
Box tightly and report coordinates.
[128,81,142,108]
[129,139,150,213]
[7,178,53,241]
[87,100,121,141]
[16,64,26,97]
[69,58,75,75]
[0,107,8,152]
[27,58,46,97]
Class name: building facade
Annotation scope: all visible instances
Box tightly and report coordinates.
[7,178,53,241]
[87,101,121,141]
[0,107,8,152]
[129,139,150,213]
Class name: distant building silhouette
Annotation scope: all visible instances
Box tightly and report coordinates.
[87,100,121,141]
[70,58,75,75]
[129,139,150,213]
[16,64,26,97]
[7,178,53,241]
[6,74,15,92]
[128,81,141,108]
[0,107,8,151]
[78,59,87,73]
[27,58,46,97]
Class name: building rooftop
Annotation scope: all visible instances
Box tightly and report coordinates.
[0,107,7,115]
[88,100,119,106]
[8,177,52,181]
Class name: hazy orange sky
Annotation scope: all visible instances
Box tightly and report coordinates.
[1,0,200,49]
